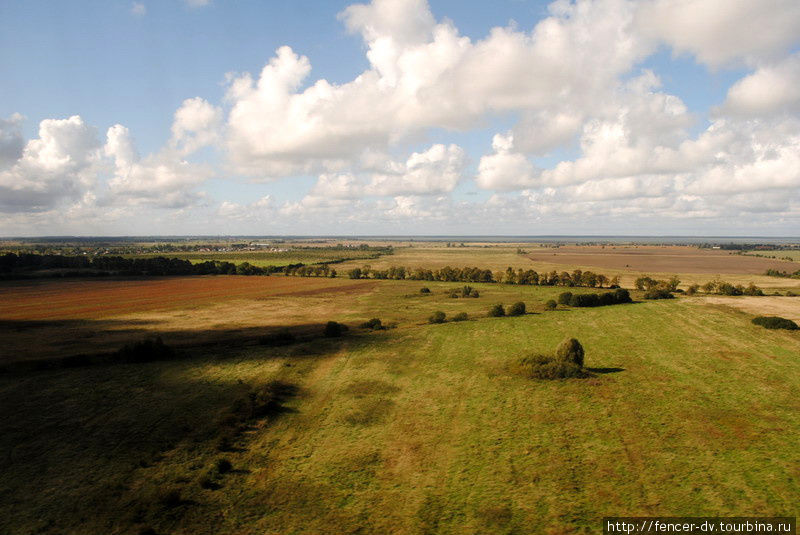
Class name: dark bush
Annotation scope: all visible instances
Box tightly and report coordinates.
[752,316,798,330]
[643,288,674,300]
[557,292,573,306]
[507,301,526,316]
[156,486,183,508]
[545,300,557,310]
[470,290,480,298]
[420,287,431,294]
[116,337,175,363]
[258,328,295,346]
[452,312,469,322]
[360,318,383,330]
[428,311,446,324]
[247,380,299,419]
[199,471,220,490]
[215,433,234,452]
[555,337,585,367]
[488,304,505,317]
[324,321,348,337]
[514,353,583,380]
[569,293,599,307]
[215,458,232,473]
[613,288,632,303]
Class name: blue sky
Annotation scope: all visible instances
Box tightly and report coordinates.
[1,0,799,235]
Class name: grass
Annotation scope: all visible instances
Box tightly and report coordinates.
[1,278,799,534]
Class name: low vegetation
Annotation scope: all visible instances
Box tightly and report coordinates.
[507,301,526,316]
[568,289,632,307]
[765,268,800,279]
[428,311,447,324]
[751,316,799,330]
[488,303,505,317]
[360,318,384,330]
[323,321,349,337]
[513,337,586,380]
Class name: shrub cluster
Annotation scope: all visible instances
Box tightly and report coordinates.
[452,312,469,322]
[428,311,447,324]
[323,321,349,337]
[488,304,505,317]
[199,458,234,490]
[360,318,384,330]
[507,302,526,316]
[215,379,298,457]
[700,280,764,296]
[635,275,680,292]
[567,289,632,307]
[751,316,798,330]
[643,288,674,300]
[513,338,586,380]
[545,300,557,310]
[765,268,800,280]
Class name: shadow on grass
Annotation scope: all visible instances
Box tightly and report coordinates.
[585,367,625,374]
[0,322,386,534]
[0,318,383,373]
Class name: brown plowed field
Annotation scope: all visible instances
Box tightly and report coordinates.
[526,245,799,275]
[0,276,375,321]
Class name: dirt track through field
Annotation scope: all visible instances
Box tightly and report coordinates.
[526,246,799,275]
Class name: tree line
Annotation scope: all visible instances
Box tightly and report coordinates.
[346,265,619,288]
[0,252,284,278]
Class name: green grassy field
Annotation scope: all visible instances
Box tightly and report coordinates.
[1,280,798,535]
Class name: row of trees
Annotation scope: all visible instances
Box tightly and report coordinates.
[346,265,618,288]
[0,252,282,278]
[558,289,632,307]
[765,269,800,279]
[687,280,764,296]
[283,264,337,278]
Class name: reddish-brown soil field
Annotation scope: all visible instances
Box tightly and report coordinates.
[0,276,378,363]
[526,245,799,275]
[0,276,374,321]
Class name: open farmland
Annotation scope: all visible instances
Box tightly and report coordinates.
[125,247,387,267]
[336,243,800,290]
[526,245,798,274]
[1,275,799,534]
[0,276,377,363]
[703,296,800,323]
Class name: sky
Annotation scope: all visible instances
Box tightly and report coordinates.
[1,0,799,236]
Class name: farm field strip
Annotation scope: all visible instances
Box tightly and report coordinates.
[0,276,373,320]
[702,296,800,323]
